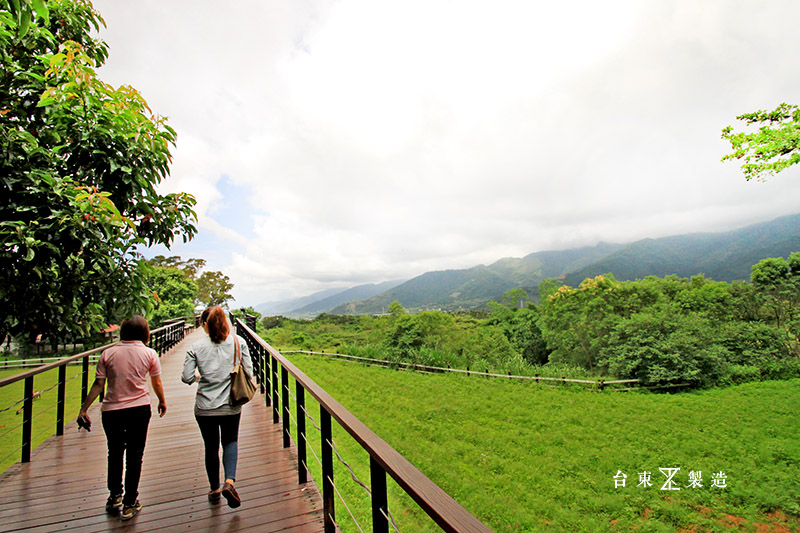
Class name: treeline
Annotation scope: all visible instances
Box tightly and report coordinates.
[258,252,800,389]
[537,253,800,387]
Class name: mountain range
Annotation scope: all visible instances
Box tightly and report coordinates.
[254,213,800,317]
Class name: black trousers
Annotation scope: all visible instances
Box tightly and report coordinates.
[102,405,152,506]
[195,413,241,490]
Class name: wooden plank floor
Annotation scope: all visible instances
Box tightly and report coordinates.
[0,329,324,532]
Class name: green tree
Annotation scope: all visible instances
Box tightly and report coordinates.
[600,311,728,388]
[507,306,550,366]
[231,306,262,323]
[538,275,624,371]
[143,262,197,325]
[387,300,406,316]
[499,288,529,309]
[0,0,197,344]
[750,253,800,337]
[196,271,234,308]
[721,103,800,181]
[150,255,206,279]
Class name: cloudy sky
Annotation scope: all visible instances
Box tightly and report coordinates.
[94,0,800,308]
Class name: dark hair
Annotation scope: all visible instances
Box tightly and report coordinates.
[206,307,229,344]
[120,315,150,343]
[200,308,210,326]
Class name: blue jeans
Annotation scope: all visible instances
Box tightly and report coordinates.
[195,413,241,490]
[102,405,151,506]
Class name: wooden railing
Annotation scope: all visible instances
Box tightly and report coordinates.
[234,318,491,533]
[0,318,191,465]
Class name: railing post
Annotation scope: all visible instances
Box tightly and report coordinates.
[263,347,270,405]
[256,346,264,393]
[272,355,279,423]
[56,365,66,436]
[321,406,335,533]
[22,376,33,463]
[81,355,89,404]
[371,456,389,533]
[282,366,290,448]
[296,382,307,484]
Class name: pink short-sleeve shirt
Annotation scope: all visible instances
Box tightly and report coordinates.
[96,340,162,411]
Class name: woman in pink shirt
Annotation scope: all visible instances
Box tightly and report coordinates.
[79,316,167,521]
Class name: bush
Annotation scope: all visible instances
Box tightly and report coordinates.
[600,311,729,388]
[719,322,791,366]
[759,358,800,380]
[726,365,763,385]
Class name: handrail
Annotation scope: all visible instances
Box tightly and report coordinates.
[234,319,491,533]
[0,321,184,388]
[0,319,191,465]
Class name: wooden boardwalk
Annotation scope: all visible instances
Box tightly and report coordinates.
[0,329,324,532]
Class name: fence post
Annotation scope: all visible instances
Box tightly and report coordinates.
[281,366,290,448]
[81,356,89,404]
[263,347,270,405]
[272,355,279,424]
[321,406,335,533]
[296,382,307,484]
[56,365,66,436]
[370,456,389,533]
[22,376,33,463]
[258,346,265,394]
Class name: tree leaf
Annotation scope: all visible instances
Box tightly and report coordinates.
[18,7,31,38]
[31,0,49,22]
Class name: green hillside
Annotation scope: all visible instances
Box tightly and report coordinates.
[333,266,515,314]
[332,213,800,314]
[564,213,800,286]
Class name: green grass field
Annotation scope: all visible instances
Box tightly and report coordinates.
[285,355,800,532]
[0,366,89,474]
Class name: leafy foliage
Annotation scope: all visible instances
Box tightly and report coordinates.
[196,270,234,308]
[538,254,800,387]
[141,261,197,325]
[722,103,800,181]
[601,311,728,387]
[0,0,197,344]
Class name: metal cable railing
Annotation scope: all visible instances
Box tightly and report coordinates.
[235,319,491,533]
[283,375,374,532]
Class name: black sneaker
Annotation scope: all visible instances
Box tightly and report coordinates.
[105,494,123,515]
[120,501,142,521]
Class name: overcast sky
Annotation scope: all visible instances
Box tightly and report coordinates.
[94,0,800,308]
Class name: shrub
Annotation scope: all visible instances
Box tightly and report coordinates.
[726,364,762,385]
[719,322,790,366]
[600,311,729,387]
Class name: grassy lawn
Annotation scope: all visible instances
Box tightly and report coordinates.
[285,355,800,532]
[0,366,89,474]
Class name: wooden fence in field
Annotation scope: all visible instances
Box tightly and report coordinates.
[279,350,651,390]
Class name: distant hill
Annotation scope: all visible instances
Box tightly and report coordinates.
[332,213,800,314]
[288,280,405,316]
[254,280,406,317]
[563,213,800,286]
[333,266,517,315]
[253,286,348,316]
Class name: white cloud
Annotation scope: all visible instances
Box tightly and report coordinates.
[95,0,800,307]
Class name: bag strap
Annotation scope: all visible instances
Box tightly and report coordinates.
[232,333,241,366]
